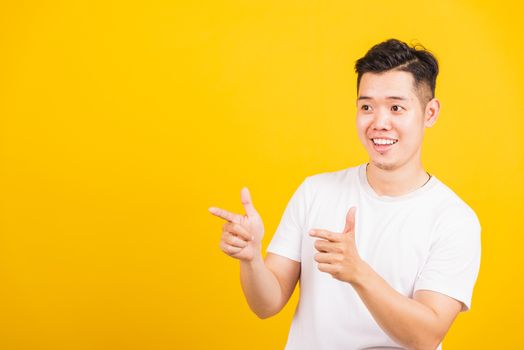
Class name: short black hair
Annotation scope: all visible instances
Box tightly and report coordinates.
[354,38,439,106]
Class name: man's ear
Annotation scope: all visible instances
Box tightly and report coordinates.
[424,98,440,127]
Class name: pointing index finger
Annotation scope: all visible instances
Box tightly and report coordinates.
[208,206,243,224]
[308,229,342,242]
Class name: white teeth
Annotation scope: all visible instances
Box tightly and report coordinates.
[372,138,397,145]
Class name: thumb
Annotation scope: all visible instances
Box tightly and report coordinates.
[343,206,357,234]
[241,187,258,217]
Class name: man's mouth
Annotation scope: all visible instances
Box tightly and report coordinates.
[371,138,398,152]
[372,138,398,145]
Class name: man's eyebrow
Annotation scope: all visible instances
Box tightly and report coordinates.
[357,96,409,101]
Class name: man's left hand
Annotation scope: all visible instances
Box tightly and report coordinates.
[309,207,365,284]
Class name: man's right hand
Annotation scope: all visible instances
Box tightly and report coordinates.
[208,187,265,262]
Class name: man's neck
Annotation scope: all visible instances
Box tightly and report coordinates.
[366,161,431,197]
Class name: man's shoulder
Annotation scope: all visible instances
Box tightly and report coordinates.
[430,176,480,226]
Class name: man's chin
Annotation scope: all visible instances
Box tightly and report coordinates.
[370,159,397,171]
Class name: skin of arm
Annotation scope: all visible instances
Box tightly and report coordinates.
[352,263,462,350]
[311,207,463,350]
[240,253,300,319]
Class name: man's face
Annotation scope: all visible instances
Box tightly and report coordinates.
[356,70,434,171]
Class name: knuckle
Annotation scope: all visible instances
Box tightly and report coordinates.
[231,223,245,237]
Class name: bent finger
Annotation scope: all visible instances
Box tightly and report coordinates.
[317,262,338,275]
[223,222,254,241]
[220,241,242,255]
[314,252,342,264]
[314,239,332,252]
[224,234,248,248]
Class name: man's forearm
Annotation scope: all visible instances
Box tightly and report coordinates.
[239,255,282,319]
[352,262,443,350]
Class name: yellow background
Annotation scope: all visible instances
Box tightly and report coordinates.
[0,1,522,349]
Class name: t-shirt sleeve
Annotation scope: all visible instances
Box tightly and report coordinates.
[413,205,482,312]
[266,178,309,262]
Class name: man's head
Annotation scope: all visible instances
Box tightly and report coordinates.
[355,38,438,109]
[354,39,440,172]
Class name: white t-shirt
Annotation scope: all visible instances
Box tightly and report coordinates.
[266,164,481,350]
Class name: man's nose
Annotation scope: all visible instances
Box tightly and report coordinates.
[372,108,392,130]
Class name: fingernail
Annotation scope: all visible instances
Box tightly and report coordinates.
[308,229,315,235]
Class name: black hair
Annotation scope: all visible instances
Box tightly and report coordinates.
[354,39,439,105]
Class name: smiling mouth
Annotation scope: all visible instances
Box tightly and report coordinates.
[372,138,398,145]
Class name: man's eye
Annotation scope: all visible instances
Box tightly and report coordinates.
[391,105,403,112]
[361,105,371,111]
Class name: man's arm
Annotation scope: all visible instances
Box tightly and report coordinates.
[240,253,300,319]
[352,263,462,350]
[310,207,463,350]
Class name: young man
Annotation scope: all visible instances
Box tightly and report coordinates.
[209,39,481,350]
